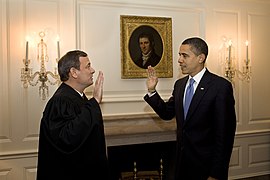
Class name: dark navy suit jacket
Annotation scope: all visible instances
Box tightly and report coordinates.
[144,69,236,180]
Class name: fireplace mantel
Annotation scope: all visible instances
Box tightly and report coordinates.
[103,113,177,147]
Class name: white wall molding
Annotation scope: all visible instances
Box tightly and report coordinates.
[1,0,270,179]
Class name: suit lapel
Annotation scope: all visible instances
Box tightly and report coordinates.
[184,70,213,122]
[175,76,189,125]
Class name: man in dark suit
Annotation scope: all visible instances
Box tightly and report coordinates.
[144,37,236,180]
[134,33,161,69]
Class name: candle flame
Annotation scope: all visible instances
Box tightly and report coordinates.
[228,40,232,46]
[245,40,249,46]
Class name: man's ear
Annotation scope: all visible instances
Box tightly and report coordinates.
[70,67,78,79]
[198,54,206,63]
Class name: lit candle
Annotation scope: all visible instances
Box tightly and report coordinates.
[57,41,60,59]
[26,41,29,60]
[228,40,232,64]
[245,40,249,65]
[56,35,60,59]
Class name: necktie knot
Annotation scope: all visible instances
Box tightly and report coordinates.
[189,78,195,87]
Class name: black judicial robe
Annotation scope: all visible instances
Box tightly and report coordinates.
[36,83,109,180]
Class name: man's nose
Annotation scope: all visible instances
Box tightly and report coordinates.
[178,56,183,63]
[91,67,95,74]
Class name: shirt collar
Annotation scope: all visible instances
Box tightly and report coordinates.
[74,89,83,97]
[188,67,206,84]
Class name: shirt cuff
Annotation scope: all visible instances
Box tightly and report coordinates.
[147,90,157,97]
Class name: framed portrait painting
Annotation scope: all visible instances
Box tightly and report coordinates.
[120,15,173,78]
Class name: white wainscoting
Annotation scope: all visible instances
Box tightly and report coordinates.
[0,0,270,179]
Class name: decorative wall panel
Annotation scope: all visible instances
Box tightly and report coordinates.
[0,0,270,180]
[249,13,270,126]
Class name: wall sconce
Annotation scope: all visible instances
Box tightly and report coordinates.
[21,31,60,100]
[222,39,251,83]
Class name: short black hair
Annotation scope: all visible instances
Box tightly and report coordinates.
[182,37,208,60]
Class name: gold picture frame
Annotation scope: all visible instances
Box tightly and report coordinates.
[120,15,173,79]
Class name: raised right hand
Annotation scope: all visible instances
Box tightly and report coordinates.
[146,66,158,92]
[93,71,104,103]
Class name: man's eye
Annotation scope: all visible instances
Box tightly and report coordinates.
[183,54,188,58]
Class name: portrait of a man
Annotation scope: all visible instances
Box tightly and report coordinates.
[121,15,172,78]
[129,25,163,69]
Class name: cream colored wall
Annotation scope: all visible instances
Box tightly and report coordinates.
[0,0,270,179]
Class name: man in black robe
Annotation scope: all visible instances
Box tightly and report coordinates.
[36,50,109,180]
